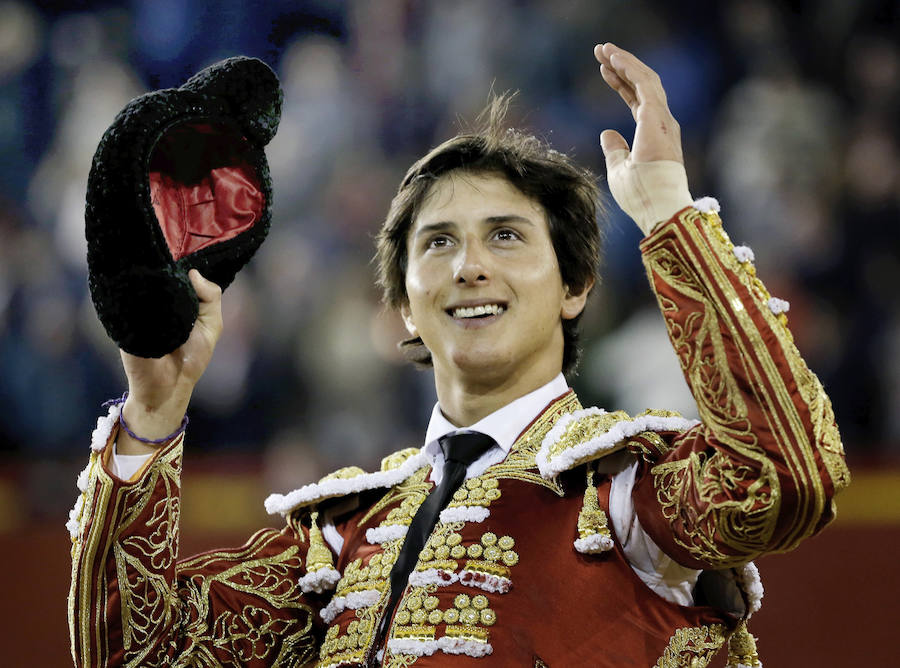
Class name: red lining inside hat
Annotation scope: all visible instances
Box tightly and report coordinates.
[149,122,265,261]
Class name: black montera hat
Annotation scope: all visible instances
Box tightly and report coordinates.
[85,56,282,358]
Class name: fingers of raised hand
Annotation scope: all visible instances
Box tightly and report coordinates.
[596,43,668,110]
[600,63,638,112]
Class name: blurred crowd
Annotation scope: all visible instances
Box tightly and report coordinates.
[0,0,897,512]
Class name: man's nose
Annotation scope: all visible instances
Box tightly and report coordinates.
[453,240,490,285]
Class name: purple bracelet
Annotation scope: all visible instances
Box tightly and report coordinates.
[103,392,189,445]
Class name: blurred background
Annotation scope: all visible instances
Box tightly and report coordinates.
[0,0,897,665]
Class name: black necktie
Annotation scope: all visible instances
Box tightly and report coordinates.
[372,431,496,658]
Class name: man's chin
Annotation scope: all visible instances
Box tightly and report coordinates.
[446,348,514,380]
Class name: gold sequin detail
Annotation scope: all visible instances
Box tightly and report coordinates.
[415,559,457,572]
[338,556,393,596]
[502,550,519,566]
[463,559,510,579]
[483,545,502,561]
[480,609,497,626]
[445,625,489,642]
[459,608,479,625]
[385,524,517,663]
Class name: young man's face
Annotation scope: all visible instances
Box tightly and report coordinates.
[401,171,589,389]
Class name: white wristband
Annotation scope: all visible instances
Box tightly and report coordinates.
[604,152,693,236]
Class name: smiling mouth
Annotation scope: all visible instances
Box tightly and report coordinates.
[448,304,506,319]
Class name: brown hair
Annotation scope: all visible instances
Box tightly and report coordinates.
[375,95,603,375]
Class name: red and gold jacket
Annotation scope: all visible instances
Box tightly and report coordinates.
[67,205,849,667]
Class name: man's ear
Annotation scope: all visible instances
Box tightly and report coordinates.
[399,302,418,336]
[561,278,594,320]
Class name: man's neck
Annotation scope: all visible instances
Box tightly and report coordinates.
[434,364,564,427]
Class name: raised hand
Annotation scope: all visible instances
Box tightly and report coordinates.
[594,43,691,234]
[594,42,683,163]
[118,269,223,454]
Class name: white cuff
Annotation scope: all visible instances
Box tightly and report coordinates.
[111,442,153,480]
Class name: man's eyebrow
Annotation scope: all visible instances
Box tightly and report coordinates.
[484,215,534,226]
[413,215,535,237]
[412,221,455,238]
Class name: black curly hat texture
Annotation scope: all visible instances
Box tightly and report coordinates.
[86,56,282,358]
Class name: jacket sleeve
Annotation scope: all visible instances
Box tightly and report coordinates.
[627,202,850,570]
[67,422,324,667]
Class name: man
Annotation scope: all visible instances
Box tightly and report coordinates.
[67,43,848,667]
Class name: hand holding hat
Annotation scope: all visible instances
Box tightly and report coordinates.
[86,56,282,358]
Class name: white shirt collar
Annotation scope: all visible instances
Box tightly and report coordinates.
[422,373,570,480]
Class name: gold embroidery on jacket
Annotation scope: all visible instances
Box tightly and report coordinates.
[442,396,573,513]
[384,651,420,668]
[698,208,848,537]
[386,528,516,665]
[329,394,576,666]
[173,531,315,666]
[484,392,580,494]
[642,208,847,566]
[69,450,115,665]
[627,430,674,461]
[545,409,631,464]
[72,439,318,668]
[320,465,367,482]
[114,446,183,665]
[318,603,383,668]
[358,466,431,527]
[319,532,405,667]
[381,447,422,472]
[445,476,501,509]
[654,623,728,667]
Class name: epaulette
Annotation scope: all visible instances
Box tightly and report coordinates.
[264,447,427,516]
[535,407,700,479]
